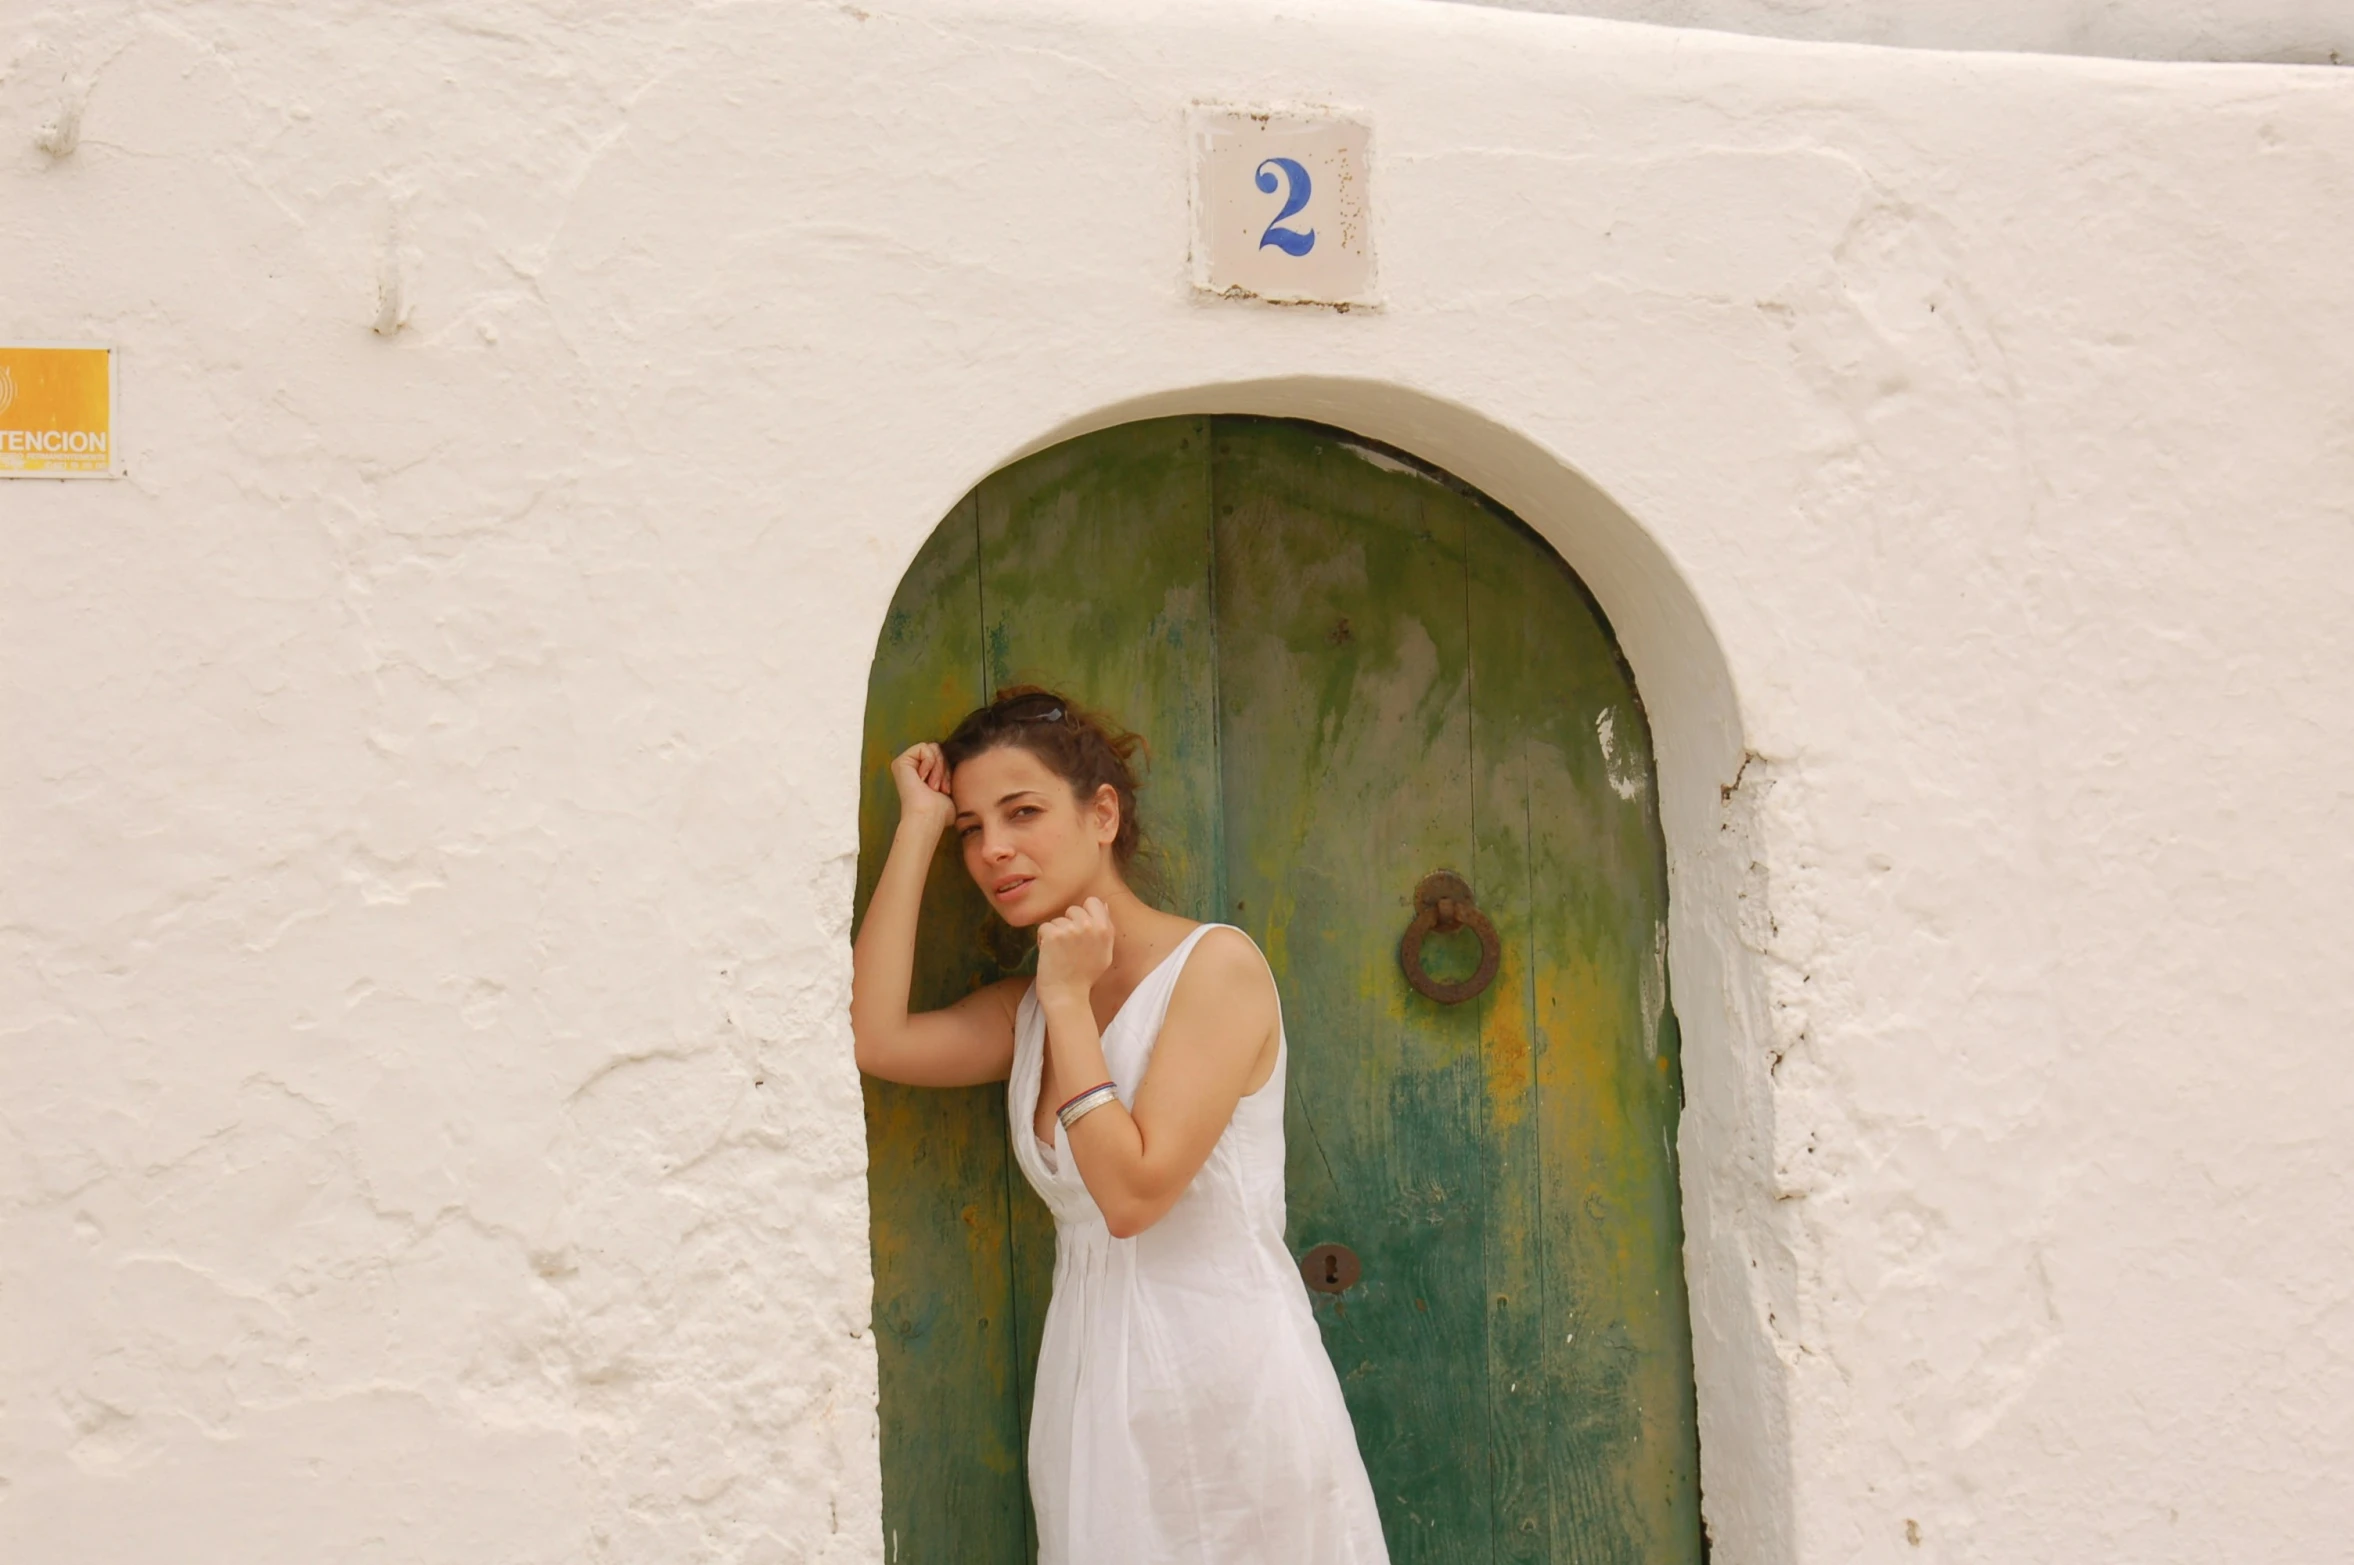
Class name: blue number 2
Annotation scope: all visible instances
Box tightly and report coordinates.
[1255,158,1316,256]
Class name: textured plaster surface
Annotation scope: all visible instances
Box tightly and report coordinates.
[1443,0,2354,65]
[4,3,2351,1563]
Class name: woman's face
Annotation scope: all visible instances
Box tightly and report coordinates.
[949,743,1118,928]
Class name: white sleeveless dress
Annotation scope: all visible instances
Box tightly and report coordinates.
[1008,923,1391,1565]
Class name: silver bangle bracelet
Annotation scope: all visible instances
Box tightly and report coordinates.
[1058,1084,1121,1129]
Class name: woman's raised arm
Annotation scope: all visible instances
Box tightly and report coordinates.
[1036,912,1278,1238]
[850,742,1022,1086]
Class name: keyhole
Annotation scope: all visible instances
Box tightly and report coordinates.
[1298,1242,1360,1294]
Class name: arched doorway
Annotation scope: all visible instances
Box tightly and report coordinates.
[854,416,1702,1563]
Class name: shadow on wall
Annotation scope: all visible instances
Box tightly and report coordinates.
[1429,0,2351,66]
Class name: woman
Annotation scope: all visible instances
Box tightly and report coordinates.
[851,686,1390,1565]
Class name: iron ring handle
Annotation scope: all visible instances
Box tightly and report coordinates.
[1398,871,1501,1005]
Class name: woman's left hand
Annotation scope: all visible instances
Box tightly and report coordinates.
[1036,897,1116,1004]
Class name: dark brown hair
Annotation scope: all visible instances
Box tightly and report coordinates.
[940,686,1147,869]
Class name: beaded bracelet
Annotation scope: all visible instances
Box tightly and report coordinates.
[1057,1081,1120,1130]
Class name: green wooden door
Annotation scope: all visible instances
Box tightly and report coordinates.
[853,418,1700,1564]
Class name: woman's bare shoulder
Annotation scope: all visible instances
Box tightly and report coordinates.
[1196,921,1266,961]
[1174,924,1277,1007]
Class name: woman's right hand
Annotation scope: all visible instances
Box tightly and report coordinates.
[890,741,955,835]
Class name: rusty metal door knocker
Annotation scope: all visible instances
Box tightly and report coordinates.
[1397,870,1501,1005]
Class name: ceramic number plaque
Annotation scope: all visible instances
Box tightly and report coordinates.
[1189,107,1373,307]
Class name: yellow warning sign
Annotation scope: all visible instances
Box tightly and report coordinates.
[1,345,116,478]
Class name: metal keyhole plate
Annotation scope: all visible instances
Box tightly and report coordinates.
[1298,1242,1362,1295]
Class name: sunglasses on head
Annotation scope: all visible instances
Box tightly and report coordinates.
[991,693,1068,726]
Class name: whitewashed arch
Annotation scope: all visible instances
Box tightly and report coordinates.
[916,376,1799,1563]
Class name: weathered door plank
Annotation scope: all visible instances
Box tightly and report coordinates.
[1212,419,1496,1564]
[1482,513,1703,1565]
[974,415,1224,1552]
[854,494,1028,1564]
[1463,487,1559,1565]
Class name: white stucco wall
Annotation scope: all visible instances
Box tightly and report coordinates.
[1443,0,2354,64]
[4,3,2350,1562]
